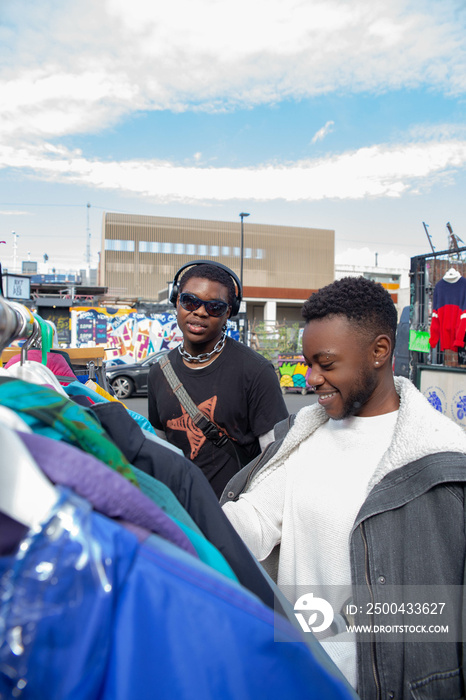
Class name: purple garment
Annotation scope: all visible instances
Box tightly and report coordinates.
[0,512,29,555]
[19,431,198,558]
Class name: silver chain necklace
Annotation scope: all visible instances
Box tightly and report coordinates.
[178,330,227,364]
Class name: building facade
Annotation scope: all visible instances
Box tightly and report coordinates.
[100,212,335,323]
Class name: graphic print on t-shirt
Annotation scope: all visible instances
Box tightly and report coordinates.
[167,395,231,459]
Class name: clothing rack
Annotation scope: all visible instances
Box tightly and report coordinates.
[409,247,466,429]
[410,245,466,375]
[56,347,109,389]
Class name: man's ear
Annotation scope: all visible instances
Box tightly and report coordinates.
[372,335,392,367]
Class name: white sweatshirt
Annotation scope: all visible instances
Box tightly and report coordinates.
[223,411,398,687]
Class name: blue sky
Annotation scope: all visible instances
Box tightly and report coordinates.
[1,0,466,275]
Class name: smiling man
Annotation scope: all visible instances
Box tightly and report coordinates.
[148,261,288,498]
[222,276,466,699]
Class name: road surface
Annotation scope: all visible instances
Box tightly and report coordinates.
[124,390,317,421]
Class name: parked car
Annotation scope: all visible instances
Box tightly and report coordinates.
[106,350,168,399]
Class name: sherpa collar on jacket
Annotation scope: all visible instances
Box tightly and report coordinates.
[249,377,466,495]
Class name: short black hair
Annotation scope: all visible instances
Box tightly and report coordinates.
[302,276,398,354]
[179,263,236,307]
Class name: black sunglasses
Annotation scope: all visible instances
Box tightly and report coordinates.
[179,292,229,317]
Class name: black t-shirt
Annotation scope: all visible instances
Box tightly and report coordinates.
[148,338,288,496]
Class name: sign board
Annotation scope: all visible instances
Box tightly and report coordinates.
[2,274,31,300]
[418,366,466,428]
[76,317,95,344]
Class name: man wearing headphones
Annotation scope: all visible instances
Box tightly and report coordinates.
[148,261,288,498]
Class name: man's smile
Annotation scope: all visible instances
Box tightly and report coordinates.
[315,390,338,406]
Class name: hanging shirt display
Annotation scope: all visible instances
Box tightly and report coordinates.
[429,276,466,351]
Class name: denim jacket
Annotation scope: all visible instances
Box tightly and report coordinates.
[221,377,466,700]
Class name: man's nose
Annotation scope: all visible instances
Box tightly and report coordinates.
[193,302,209,316]
[307,366,325,387]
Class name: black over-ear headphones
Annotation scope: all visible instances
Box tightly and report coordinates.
[169,260,242,317]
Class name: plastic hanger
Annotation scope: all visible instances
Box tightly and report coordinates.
[443,267,461,283]
[0,423,59,529]
[34,314,53,363]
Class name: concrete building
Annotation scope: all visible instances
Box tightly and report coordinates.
[100,212,335,324]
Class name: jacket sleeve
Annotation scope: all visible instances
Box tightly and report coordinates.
[453,311,466,349]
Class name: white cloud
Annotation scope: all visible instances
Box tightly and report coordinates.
[2,0,466,233]
[311,121,335,144]
[0,210,31,216]
[2,0,466,142]
[1,135,465,204]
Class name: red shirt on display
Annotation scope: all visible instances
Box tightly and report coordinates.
[429,276,466,351]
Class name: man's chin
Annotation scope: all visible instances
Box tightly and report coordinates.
[328,402,364,421]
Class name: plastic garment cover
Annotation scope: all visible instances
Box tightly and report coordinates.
[0,488,354,700]
[0,489,113,698]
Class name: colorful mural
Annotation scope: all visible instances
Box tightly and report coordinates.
[70,307,239,365]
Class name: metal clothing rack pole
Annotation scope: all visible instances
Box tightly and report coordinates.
[0,299,110,392]
[0,298,35,355]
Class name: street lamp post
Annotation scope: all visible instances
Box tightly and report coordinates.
[239,212,250,290]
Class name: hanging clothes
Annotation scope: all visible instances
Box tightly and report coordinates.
[64,378,156,434]
[19,431,198,558]
[0,376,139,487]
[4,349,78,385]
[0,486,357,700]
[90,400,280,611]
[20,430,241,581]
[429,275,466,350]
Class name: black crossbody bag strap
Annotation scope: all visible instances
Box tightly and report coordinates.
[158,355,248,468]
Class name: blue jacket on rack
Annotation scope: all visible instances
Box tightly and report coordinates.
[0,488,355,700]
